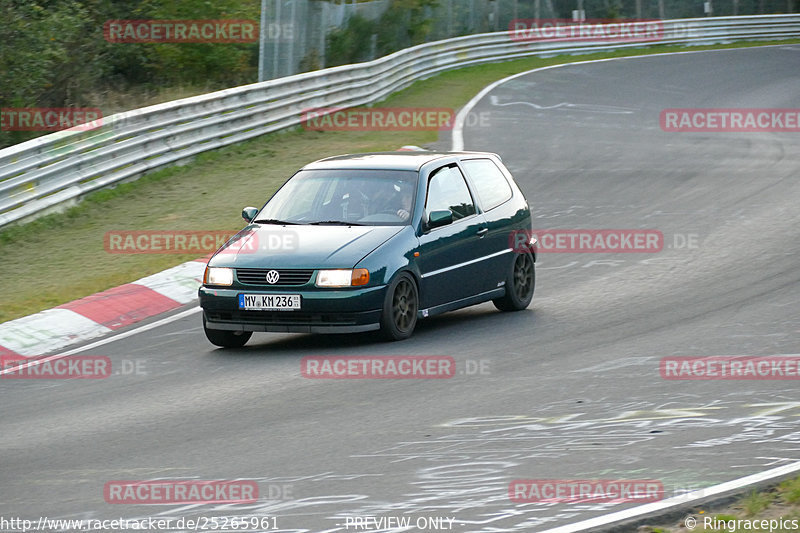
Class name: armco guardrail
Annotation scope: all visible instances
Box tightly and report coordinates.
[1,15,799,228]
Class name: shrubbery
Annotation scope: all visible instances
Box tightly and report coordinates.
[0,0,443,148]
[0,0,259,148]
[325,0,437,67]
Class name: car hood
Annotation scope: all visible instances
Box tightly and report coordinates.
[209,224,404,269]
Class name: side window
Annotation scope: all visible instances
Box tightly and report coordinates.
[425,165,476,221]
[461,159,513,212]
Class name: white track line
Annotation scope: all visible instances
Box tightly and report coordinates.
[539,461,800,533]
[4,47,796,531]
[452,45,790,151]
[454,44,800,532]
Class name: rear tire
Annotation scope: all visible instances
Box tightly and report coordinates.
[380,272,419,341]
[493,250,535,312]
[203,316,252,348]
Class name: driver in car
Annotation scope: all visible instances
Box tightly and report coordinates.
[373,180,413,222]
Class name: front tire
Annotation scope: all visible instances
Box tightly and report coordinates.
[380,272,419,341]
[203,316,252,348]
[493,250,535,312]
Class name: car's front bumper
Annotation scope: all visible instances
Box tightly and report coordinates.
[199,285,386,334]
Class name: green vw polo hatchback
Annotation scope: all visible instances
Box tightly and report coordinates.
[199,151,536,347]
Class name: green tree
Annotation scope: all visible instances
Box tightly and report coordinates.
[0,0,103,147]
[325,14,375,67]
[376,0,438,55]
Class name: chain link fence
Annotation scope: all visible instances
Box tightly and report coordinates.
[260,0,795,80]
[259,0,390,80]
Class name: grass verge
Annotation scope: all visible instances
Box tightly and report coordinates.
[643,475,800,532]
[1,39,798,323]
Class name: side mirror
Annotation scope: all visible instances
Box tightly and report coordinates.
[242,206,259,223]
[427,209,453,230]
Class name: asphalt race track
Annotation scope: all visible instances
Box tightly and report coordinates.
[2,46,799,532]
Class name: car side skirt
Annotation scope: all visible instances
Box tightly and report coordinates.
[418,287,506,319]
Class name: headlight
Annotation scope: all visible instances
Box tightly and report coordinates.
[316,269,369,287]
[204,266,234,286]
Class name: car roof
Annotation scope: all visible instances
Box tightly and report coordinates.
[301,151,499,172]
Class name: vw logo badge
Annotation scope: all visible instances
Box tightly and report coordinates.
[266,270,280,284]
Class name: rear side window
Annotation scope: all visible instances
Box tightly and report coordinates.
[461,159,513,212]
[426,165,476,220]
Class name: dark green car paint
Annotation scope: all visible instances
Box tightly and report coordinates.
[199,151,535,339]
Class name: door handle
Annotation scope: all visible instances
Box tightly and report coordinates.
[476,227,488,237]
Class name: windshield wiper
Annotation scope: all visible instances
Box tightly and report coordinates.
[308,220,365,226]
[253,218,299,225]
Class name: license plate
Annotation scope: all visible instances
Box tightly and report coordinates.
[238,294,301,310]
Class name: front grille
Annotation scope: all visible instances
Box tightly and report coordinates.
[236,268,314,286]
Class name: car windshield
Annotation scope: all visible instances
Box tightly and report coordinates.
[255,169,418,226]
